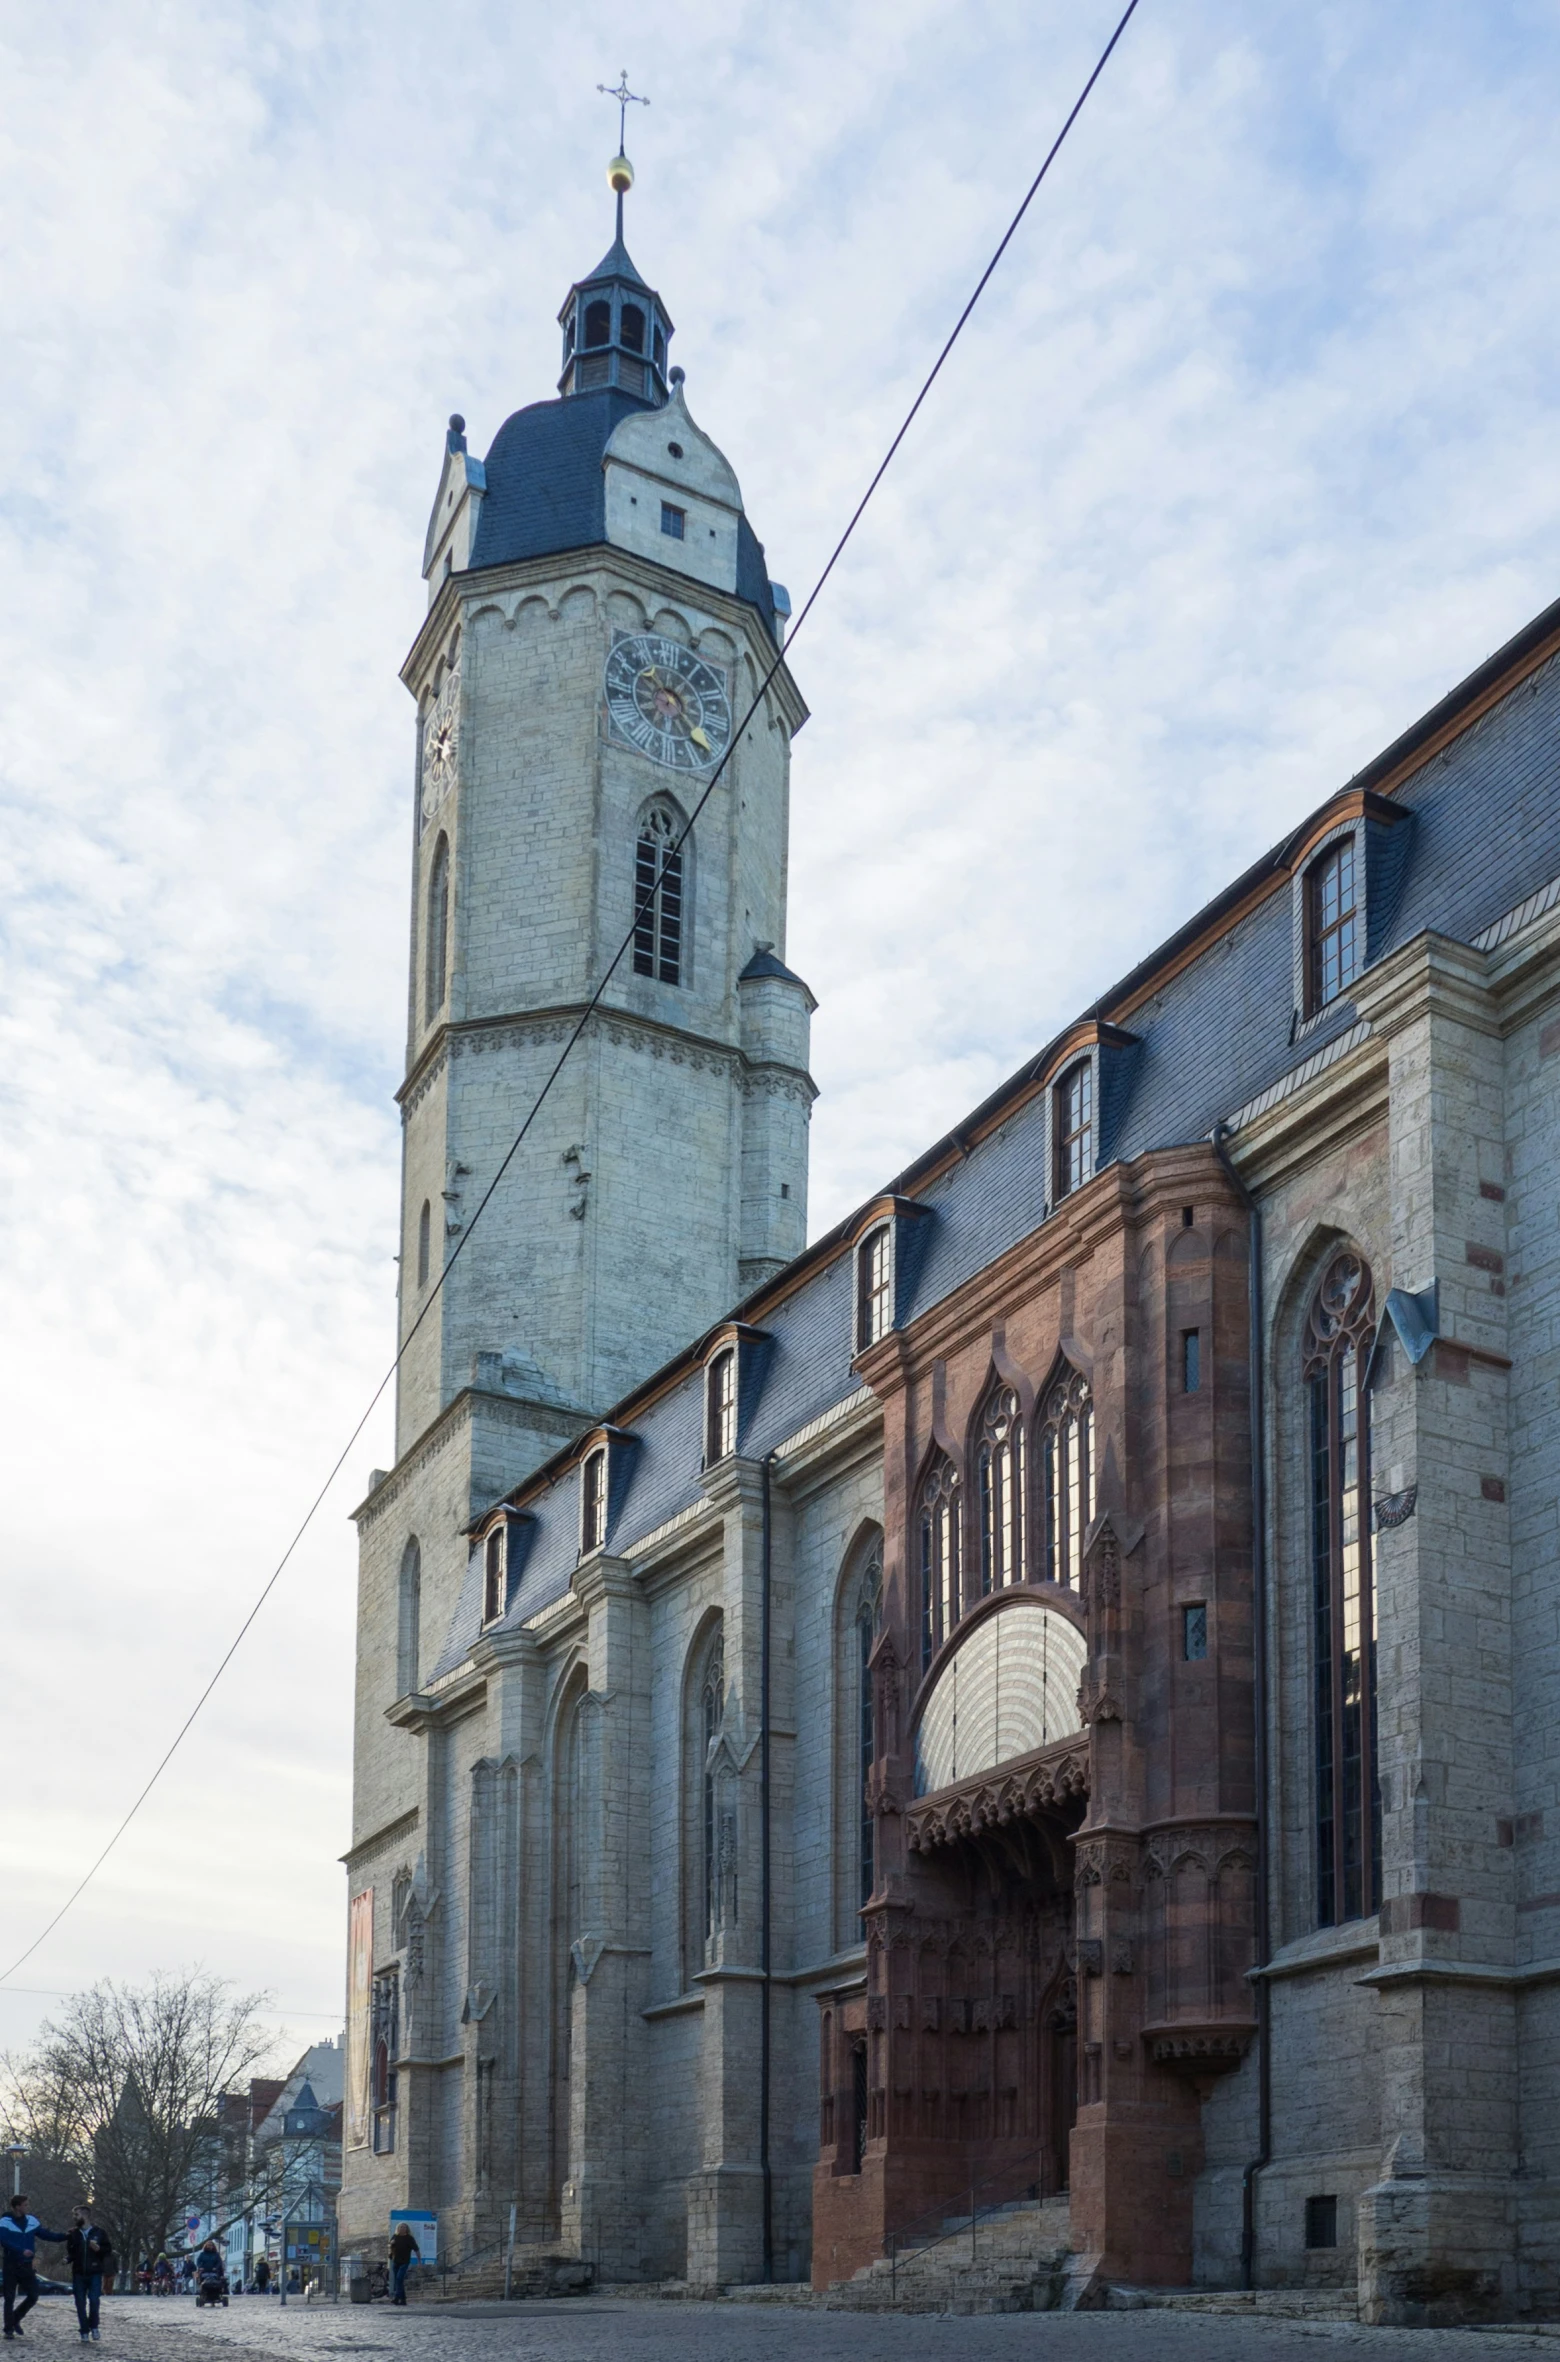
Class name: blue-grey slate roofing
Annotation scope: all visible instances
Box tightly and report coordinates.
[434,604,1560,1670]
[466,389,776,635]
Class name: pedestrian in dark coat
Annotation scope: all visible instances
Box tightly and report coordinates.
[66,2212,115,2342]
[0,2197,68,2340]
[388,2221,420,2305]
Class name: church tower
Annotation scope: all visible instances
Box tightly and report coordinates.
[390,152,813,1490]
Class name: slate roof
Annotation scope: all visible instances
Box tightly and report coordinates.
[467,388,777,634]
[427,591,1560,1679]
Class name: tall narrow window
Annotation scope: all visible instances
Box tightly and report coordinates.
[1307,838,1360,1012]
[919,1456,961,1672]
[417,1200,431,1289]
[706,1348,737,1464]
[620,303,646,353]
[1306,1249,1380,1926]
[584,298,611,348]
[581,1448,607,1553]
[856,1226,893,1351]
[482,1526,506,1626]
[425,833,450,1022]
[1040,1366,1094,1587]
[633,804,684,985]
[1054,1061,1093,1199]
[371,1966,399,2153]
[977,1385,1026,1592]
[702,1630,726,1949]
[397,1538,421,1696]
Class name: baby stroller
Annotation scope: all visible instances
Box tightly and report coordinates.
[195,2251,230,2308]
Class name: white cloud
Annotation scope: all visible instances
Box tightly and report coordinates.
[4,0,1560,2045]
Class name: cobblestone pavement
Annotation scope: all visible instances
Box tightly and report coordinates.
[16,2296,1560,2362]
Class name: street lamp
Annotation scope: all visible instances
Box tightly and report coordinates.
[4,2147,25,2201]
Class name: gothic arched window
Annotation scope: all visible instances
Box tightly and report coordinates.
[701,1630,725,1948]
[1304,1247,1380,1926]
[977,1384,1026,1593]
[919,1456,961,1673]
[416,1200,431,1289]
[396,1538,421,1697]
[853,1548,883,1909]
[633,802,685,985]
[1040,1366,1093,1588]
[425,832,450,1022]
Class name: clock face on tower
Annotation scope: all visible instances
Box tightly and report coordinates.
[603,633,733,774]
[420,664,460,824]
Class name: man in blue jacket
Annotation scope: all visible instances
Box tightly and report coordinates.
[1,2195,68,2338]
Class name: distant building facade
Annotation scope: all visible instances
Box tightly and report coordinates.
[339,167,1560,2325]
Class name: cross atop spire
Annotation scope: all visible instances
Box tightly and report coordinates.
[597,69,649,154]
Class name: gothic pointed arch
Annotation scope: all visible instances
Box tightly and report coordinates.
[1035,1351,1094,1589]
[970,1370,1028,1595]
[681,1610,726,1979]
[424,831,450,1022]
[633,794,691,986]
[834,1524,884,1947]
[915,1447,963,1675]
[1303,1243,1381,1926]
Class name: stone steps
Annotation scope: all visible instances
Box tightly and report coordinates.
[1102,2284,1358,2321]
[825,2195,1076,2315]
[424,2246,593,2303]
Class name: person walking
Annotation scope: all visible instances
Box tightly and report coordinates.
[0,2194,67,2340]
[388,2220,419,2306]
[65,2211,114,2344]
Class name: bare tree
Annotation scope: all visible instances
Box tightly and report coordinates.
[0,1971,272,2269]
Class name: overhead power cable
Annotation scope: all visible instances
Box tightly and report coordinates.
[0,0,1143,1990]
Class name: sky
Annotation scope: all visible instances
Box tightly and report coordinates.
[4,0,1560,2064]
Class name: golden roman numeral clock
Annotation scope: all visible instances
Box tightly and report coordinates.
[603,632,733,772]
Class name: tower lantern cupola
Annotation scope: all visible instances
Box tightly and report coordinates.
[558,142,673,403]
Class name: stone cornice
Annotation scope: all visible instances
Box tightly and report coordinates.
[1218,1027,1387,1200]
[339,1805,420,1870]
[385,1665,488,1732]
[1350,930,1501,1045]
[404,544,808,736]
[397,997,814,1116]
[572,1551,638,1614]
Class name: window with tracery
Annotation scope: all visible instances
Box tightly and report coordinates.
[701,1630,726,1949]
[856,1226,893,1352]
[371,1965,399,2152]
[425,833,450,1022]
[1054,1060,1093,1199]
[1307,837,1361,1013]
[1040,1367,1094,1587]
[1305,1248,1380,1926]
[977,1385,1026,1592]
[633,803,684,985]
[919,1456,962,1673]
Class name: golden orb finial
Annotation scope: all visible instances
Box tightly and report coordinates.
[607,151,634,195]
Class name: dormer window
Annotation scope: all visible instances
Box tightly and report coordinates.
[1054,1060,1093,1200]
[482,1526,507,1627]
[584,299,611,348]
[582,1448,608,1553]
[1307,836,1360,1013]
[706,1349,737,1465]
[856,1226,893,1352]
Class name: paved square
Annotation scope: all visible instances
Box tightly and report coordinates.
[19,2295,1560,2362]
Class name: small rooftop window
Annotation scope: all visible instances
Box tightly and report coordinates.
[1307,837,1360,1012]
